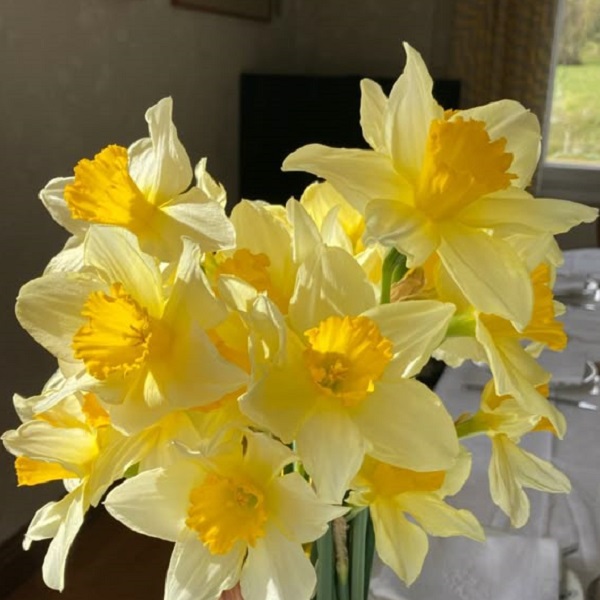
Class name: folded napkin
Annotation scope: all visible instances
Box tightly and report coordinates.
[369,533,560,600]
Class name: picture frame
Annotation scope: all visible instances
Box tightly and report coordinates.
[172,0,271,21]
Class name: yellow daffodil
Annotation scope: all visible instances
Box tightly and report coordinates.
[241,244,459,502]
[456,381,570,528]
[349,449,484,585]
[40,98,234,267]
[283,43,598,329]
[16,226,246,432]
[105,432,346,600]
[2,392,145,591]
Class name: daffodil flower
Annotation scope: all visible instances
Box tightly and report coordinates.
[105,432,346,600]
[456,381,570,528]
[40,98,234,268]
[349,449,484,585]
[283,43,598,329]
[16,226,246,432]
[241,244,459,502]
[1,392,146,591]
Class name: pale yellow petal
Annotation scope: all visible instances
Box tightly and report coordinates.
[39,177,87,236]
[364,199,439,267]
[438,223,532,329]
[371,499,429,586]
[360,78,388,152]
[282,144,403,213]
[286,198,322,265]
[386,43,444,180]
[353,378,458,472]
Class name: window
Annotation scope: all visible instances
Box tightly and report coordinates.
[539,0,600,210]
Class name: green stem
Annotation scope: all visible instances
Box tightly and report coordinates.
[363,512,375,599]
[350,509,369,600]
[316,525,336,600]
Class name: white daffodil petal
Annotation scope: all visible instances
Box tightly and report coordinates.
[460,190,599,234]
[129,97,193,204]
[282,144,402,213]
[241,527,316,600]
[23,493,77,549]
[364,300,455,377]
[2,420,96,476]
[354,378,458,472]
[459,99,540,188]
[371,500,429,586]
[401,493,484,541]
[160,187,235,252]
[105,463,198,542]
[44,236,85,275]
[365,199,438,267]
[166,529,244,600]
[41,488,85,591]
[269,473,347,544]
[360,78,388,153]
[286,198,322,265]
[84,226,163,315]
[16,272,102,363]
[289,245,376,335]
[39,176,86,236]
[296,408,365,503]
[387,43,444,179]
[195,157,227,208]
[438,223,532,328]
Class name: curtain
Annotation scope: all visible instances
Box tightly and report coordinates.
[451,0,561,125]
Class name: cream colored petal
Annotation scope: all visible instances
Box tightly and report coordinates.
[268,473,347,544]
[16,272,102,363]
[360,78,388,152]
[282,144,402,213]
[286,198,322,265]
[39,176,87,236]
[440,445,473,497]
[2,420,96,477]
[365,199,439,267]
[241,527,316,600]
[155,321,248,410]
[488,435,531,528]
[371,499,429,586]
[163,237,227,331]
[243,431,295,484]
[194,157,227,208]
[104,462,199,542]
[41,488,85,591]
[363,300,455,377]
[84,226,164,316]
[459,189,599,234]
[296,407,366,503]
[240,341,318,443]
[44,236,85,275]
[289,245,376,335]
[438,223,532,329]
[386,43,444,180]
[166,529,244,600]
[159,187,235,253]
[459,99,540,188]
[129,97,193,204]
[400,493,484,541]
[353,378,458,472]
[33,373,98,414]
[23,493,77,549]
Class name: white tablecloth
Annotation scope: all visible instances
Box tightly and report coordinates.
[371,249,600,599]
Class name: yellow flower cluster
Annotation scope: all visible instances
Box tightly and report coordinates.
[2,44,598,599]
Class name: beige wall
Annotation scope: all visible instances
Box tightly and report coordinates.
[0,0,446,546]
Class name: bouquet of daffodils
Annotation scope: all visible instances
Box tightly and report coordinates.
[3,43,597,600]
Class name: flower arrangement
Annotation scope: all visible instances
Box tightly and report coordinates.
[2,43,598,600]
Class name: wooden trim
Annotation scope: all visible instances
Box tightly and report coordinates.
[0,527,46,599]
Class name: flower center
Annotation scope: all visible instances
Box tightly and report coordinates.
[186,473,267,554]
[64,145,157,235]
[304,315,393,406]
[415,115,516,220]
[72,283,156,380]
